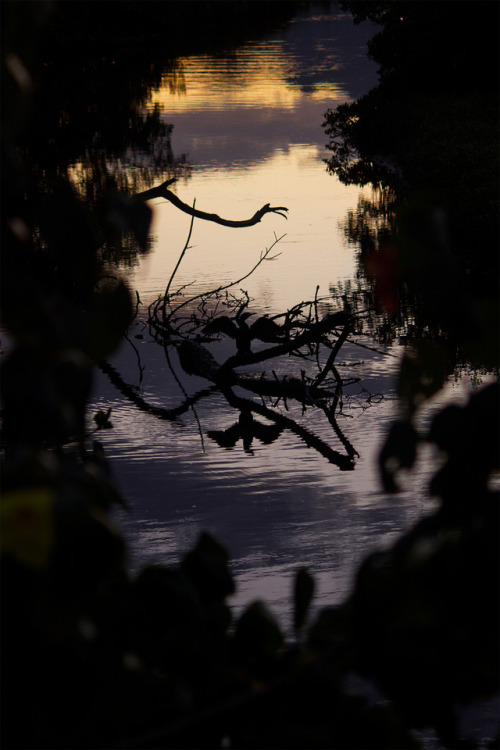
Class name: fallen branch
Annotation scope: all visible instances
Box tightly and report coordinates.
[99,361,218,421]
[221,386,355,470]
[220,312,352,374]
[97,360,355,468]
[137,178,288,227]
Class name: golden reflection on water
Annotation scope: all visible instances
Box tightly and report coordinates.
[68,11,376,316]
[150,45,345,113]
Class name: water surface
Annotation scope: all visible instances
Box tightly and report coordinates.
[88,7,452,630]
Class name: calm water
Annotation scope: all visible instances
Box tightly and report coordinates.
[87,7,464,631]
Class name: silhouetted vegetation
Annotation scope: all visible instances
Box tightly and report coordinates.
[1,2,499,748]
[324,0,499,298]
[324,0,499,376]
[324,5,500,745]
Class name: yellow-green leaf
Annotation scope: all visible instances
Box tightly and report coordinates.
[1,487,55,570]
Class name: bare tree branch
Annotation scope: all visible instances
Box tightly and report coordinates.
[149,233,285,337]
[98,360,218,421]
[137,178,288,227]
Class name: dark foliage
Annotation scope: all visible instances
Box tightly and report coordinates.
[353,395,499,745]
[324,0,499,404]
[2,373,498,748]
[325,1,499,274]
[322,9,500,745]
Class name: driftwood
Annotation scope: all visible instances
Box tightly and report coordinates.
[168,307,373,405]
[140,230,365,465]
[137,178,288,227]
[172,310,354,392]
[103,191,386,467]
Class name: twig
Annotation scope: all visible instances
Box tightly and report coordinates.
[347,337,398,358]
[313,320,353,388]
[123,333,146,385]
[164,339,206,452]
[162,201,197,323]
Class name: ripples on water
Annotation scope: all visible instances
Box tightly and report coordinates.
[93,327,445,630]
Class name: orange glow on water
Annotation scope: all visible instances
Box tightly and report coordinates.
[149,46,346,114]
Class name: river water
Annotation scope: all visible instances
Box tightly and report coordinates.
[88,6,465,633]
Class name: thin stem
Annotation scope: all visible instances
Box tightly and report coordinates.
[162,201,197,325]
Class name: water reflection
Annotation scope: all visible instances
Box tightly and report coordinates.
[149,11,377,167]
[132,147,371,311]
[86,8,435,628]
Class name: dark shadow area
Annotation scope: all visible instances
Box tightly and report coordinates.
[324,2,499,252]
[3,0,307,173]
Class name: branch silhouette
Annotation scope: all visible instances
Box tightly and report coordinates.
[221,386,355,470]
[137,178,288,227]
[99,360,218,421]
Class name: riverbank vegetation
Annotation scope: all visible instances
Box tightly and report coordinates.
[324,1,499,365]
[1,1,499,748]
